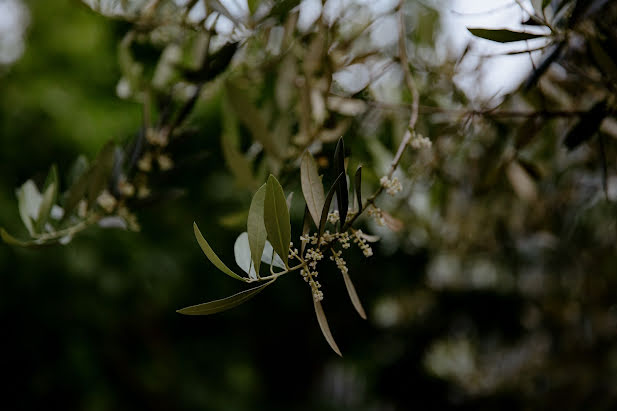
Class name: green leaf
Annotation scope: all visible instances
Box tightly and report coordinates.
[87,142,115,209]
[264,175,291,267]
[563,100,609,150]
[1,228,38,247]
[341,271,367,320]
[16,180,41,236]
[542,0,551,9]
[247,0,261,14]
[354,166,362,214]
[314,300,342,356]
[248,183,267,277]
[222,136,256,190]
[319,172,344,239]
[467,28,546,43]
[300,152,326,227]
[193,222,247,282]
[589,38,617,82]
[226,82,283,158]
[234,232,257,279]
[177,280,275,315]
[333,138,348,228]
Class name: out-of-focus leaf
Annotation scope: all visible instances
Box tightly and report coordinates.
[67,155,89,187]
[506,161,538,202]
[341,270,367,320]
[248,183,267,277]
[589,38,617,82]
[261,240,286,270]
[35,165,59,232]
[319,172,344,239]
[226,81,283,158]
[16,180,42,236]
[193,222,247,282]
[354,166,362,214]
[205,0,242,26]
[87,142,115,208]
[563,100,609,150]
[333,138,348,228]
[1,228,39,247]
[467,28,546,43]
[181,42,238,83]
[523,42,565,90]
[222,137,256,190]
[264,175,291,268]
[234,232,257,279]
[177,280,275,315]
[247,0,261,14]
[286,192,294,210]
[301,152,326,227]
[382,211,404,232]
[314,300,342,356]
[542,0,552,9]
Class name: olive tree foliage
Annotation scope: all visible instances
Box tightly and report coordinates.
[2,0,617,364]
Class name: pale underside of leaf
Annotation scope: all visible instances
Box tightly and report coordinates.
[314,300,342,357]
[193,222,247,282]
[234,232,258,279]
[177,280,275,315]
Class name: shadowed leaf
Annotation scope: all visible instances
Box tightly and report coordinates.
[194,222,247,282]
[319,172,344,239]
[467,28,546,43]
[248,183,267,277]
[354,166,362,214]
[341,270,367,320]
[314,300,342,356]
[177,280,275,315]
[563,100,609,150]
[333,138,348,227]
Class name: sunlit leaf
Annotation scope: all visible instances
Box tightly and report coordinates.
[314,300,342,356]
[467,28,546,43]
[264,175,291,267]
[333,138,348,227]
[300,152,325,227]
[177,280,275,315]
[319,172,344,239]
[248,183,267,277]
[193,222,247,282]
[340,271,366,319]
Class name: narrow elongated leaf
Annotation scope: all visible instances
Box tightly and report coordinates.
[87,142,115,208]
[177,280,275,315]
[467,28,546,43]
[589,39,617,81]
[248,183,267,277]
[222,137,256,190]
[234,232,257,279]
[35,183,56,232]
[319,172,344,239]
[286,192,294,210]
[264,175,291,267]
[314,300,342,356]
[1,228,38,247]
[354,166,362,214]
[563,100,609,150]
[193,222,247,282]
[341,271,367,319]
[333,138,348,227]
[301,152,326,227]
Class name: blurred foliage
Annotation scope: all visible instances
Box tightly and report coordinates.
[2,0,617,410]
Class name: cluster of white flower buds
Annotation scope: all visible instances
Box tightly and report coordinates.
[352,229,374,257]
[367,205,386,226]
[330,249,348,275]
[327,210,340,224]
[380,176,402,196]
[410,133,432,149]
